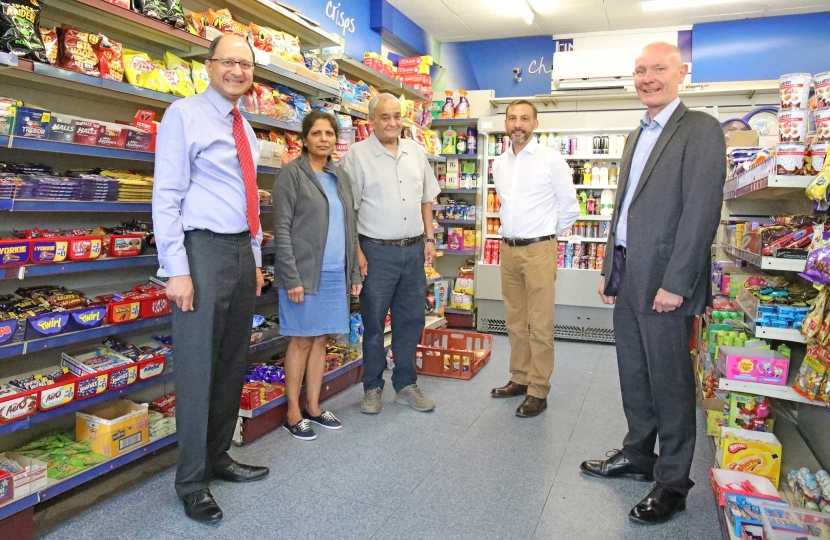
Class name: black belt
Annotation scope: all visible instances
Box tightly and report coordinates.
[501,234,556,247]
[359,234,424,247]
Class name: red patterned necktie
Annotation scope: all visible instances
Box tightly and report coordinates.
[230,107,260,238]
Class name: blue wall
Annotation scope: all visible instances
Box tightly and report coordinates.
[303,0,381,56]
[370,0,433,56]
[692,12,830,82]
[435,36,555,97]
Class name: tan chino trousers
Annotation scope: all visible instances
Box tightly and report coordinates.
[500,239,558,398]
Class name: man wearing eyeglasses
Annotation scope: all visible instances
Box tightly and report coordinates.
[153,34,268,524]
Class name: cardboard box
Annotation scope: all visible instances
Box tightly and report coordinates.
[73,121,103,146]
[707,409,725,437]
[0,453,47,498]
[710,468,782,506]
[726,129,760,148]
[48,116,76,143]
[725,494,787,536]
[398,55,434,68]
[0,469,12,504]
[13,107,51,139]
[446,158,459,174]
[76,400,149,458]
[717,427,782,488]
[718,346,789,386]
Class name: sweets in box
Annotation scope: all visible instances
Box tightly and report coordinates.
[718,346,789,385]
[718,427,783,488]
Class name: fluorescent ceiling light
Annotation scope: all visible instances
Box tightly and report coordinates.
[642,0,748,11]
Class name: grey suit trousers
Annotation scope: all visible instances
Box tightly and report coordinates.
[613,253,697,496]
[173,230,257,497]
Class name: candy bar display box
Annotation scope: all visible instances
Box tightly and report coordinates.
[76,400,149,458]
[717,427,783,488]
[718,346,790,386]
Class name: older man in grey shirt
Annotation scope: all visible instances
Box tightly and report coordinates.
[343,93,440,414]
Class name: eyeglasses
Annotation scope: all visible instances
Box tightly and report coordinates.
[208,58,254,70]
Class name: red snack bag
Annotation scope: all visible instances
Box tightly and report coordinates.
[60,26,99,76]
[39,27,58,65]
[97,35,124,82]
[253,83,276,118]
[282,132,303,165]
[239,88,257,115]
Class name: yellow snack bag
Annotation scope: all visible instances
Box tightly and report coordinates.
[163,51,196,97]
[122,49,161,92]
[151,59,174,94]
[281,32,303,64]
[806,159,830,202]
[191,60,209,93]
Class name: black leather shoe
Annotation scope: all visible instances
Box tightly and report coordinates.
[491,381,528,398]
[629,484,687,524]
[515,395,547,417]
[580,449,654,481]
[212,460,270,483]
[181,488,223,523]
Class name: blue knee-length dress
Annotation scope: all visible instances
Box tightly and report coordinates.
[278,171,349,336]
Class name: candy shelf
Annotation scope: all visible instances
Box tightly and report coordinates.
[320,54,429,102]
[217,0,341,49]
[1,201,274,213]
[438,248,475,256]
[0,371,174,437]
[721,243,806,272]
[717,378,820,406]
[0,292,278,360]
[0,254,159,281]
[254,62,340,99]
[0,134,284,175]
[440,154,479,159]
[430,118,478,126]
[427,155,447,163]
[340,103,368,119]
[0,432,177,522]
[735,291,807,344]
[249,334,290,353]
[238,357,363,418]
[436,219,476,226]
[724,174,814,200]
[441,189,478,194]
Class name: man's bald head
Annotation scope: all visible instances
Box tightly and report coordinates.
[633,41,688,118]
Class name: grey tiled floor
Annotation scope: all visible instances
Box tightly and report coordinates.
[37,336,721,540]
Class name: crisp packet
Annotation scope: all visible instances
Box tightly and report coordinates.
[807,160,830,202]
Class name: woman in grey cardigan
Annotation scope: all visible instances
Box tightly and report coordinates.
[273,111,362,441]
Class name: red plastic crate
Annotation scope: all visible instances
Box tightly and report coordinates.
[415,329,493,380]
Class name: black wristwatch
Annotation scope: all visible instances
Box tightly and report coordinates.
[426,238,435,244]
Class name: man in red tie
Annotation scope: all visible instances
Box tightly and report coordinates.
[153,34,268,523]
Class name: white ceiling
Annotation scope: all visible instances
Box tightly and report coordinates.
[387,0,830,42]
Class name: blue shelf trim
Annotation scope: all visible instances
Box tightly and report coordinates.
[3,255,159,281]
[439,249,475,255]
[3,201,273,213]
[440,189,477,194]
[249,335,289,353]
[240,111,301,132]
[244,357,363,418]
[436,219,476,226]
[440,154,479,159]
[0,199,12,210]
[0,433,178,520]
[256,63,340,98]
[0,372,175,438]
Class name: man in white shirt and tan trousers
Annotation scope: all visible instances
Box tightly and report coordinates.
[490,99,580,417]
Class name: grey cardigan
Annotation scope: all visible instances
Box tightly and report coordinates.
[272,152,361,294]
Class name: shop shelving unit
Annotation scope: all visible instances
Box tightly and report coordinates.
[0,0,382,533]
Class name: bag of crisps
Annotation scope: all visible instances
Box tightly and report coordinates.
[164,51,195,96]
[39,27,58,65]
[272,90,298,124]
[185,11,206,37]
[250,22,281,53]
[60,26,99,76]
[207,8,234,34]
[281,32,303,64]
[122,49,161,92]
[252,83,276,118]
[97,35,124,82]
[190,60,209,93]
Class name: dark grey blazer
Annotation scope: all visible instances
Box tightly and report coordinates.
[602,102,726,315]
[273,152,361,294]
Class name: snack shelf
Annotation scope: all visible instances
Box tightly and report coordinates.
[735,289,807,344]
[717,378,821,406]
[1,201,274,213]
[253,62,340,99]
[0,432,177,522]
[724,175,814,200]
[441,189,477,194]
[320,54,430,102]
[430,118,478,126]
[249,334,290,353]
[238,356,363,418]
[440,154,478,159]
[721,243,806,272]
[0,254,159,281]
[436,219,476,226]
[438,248,475,256]
[0,371,174,437]
[340,103,368,119]
[427,155,447,163]
[0,60,302,133]
[0,291,278,360]
[0,135,153,162]
[217,0,341,49]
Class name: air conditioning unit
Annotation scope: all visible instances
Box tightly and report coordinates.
[552,47,640,91]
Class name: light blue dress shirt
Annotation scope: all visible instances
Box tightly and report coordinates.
[152,86,262,277]
[318,172,347,271]
[616,97,682,247]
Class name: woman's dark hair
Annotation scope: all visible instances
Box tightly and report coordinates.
[301,110,339,142]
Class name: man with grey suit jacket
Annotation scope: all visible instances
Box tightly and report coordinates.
[580,42,725,525]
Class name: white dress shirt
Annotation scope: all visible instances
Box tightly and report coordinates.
[492,137,580,239]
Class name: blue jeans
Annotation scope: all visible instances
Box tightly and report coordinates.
[359,238,426,392]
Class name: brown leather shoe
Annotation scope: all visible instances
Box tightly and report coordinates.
[491,381,528,398]
[516,395,547,417]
